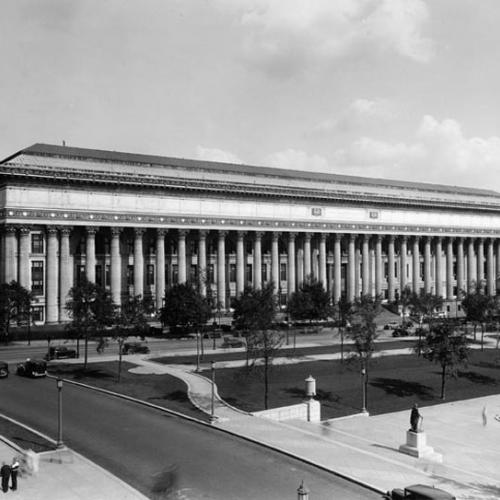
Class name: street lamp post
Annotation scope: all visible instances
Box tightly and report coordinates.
[56,378,64,448]
[196,333,201,372]
[210,361,216,423]
[361,365,367,414]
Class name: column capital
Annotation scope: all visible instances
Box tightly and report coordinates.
[218,230,228,239]
[19,225,31,235]
[288,232,298,241]
[363,233,370,242]
[4,225,17,234]
[58,226,73,235]
[254,231,264,241]
[387,234,396,243]
[447,236,455,243]
[86,226,98,235]
[272,231,280,241]
[434,235,442,243]
[47,226,58,236]
[237,230,246,240]
[319,233,327,242]
[156,228,167,238]
[133,227,146,237]
[349,233,357,242]
[413,235,420,242]
[111,227,123,237]
[304,232,312,242]
[335,233,343,242]
[178,228,189,238]
[199,229,209,239]
[400,235,408,243]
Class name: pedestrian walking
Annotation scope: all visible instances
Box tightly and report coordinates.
[482,406,488,426]
[0,462,11,493]
[10,457,19,491]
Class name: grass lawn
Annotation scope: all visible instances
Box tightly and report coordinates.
[48,362,210,422]
[0,416,55,453]
[207,349,500,419]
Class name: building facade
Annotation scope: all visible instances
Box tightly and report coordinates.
[1,143,500,324]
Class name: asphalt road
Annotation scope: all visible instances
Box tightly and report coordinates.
[0,375,382,499]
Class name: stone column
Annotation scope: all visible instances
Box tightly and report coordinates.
[198,230,208,296]
[271,232,280,294]
[497,240,500,295]
[134,228,145,296]
[388,235,395,301]
[375,235,383,297]
[347,234,356,302]
[355,244,361,298]
[253,232,263,289]
[424,236,431,293]
[46,227,59,323]
[4,226,18,283]
[362,234,370,295]
[217,230,226,309]
[18,227,31,289]
[477,238,485,290]
[304,233,312,281]
[456,237,465,294]
[296,239,304,288]
[467,238,476,291]
[412,236,420,294]
[177,229,187,284]
[446,237,454,299]
[287,233,297,298]
[85,227,97,283]
[110,227,123,307]
[236,231,245,296]
[487,238,495,296]
[319,233,327,290]
[59,227,72,321]
[400,236,408,293]
[333,234,342,303]
[155,229,165,309]
[435,237,443,297]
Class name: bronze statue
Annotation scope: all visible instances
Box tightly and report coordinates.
[410,403,422,432]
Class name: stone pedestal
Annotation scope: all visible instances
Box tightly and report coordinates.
[399,431,442,462]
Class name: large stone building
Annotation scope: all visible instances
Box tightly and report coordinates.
[1,143,499,324]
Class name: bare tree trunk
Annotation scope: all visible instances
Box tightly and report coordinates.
[481,323,485,351]
[440,364,446,400]
[118,339,123,383]
[264,352,269,410]
[84,336,89,371]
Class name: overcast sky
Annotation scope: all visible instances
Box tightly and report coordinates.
[1,0,500,190]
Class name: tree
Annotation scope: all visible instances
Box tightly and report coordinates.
[335,296,353,363]
[0,281,32,344]
[347,294,382,412]
[398,286,414,325]
[461,287,496,349]
[287,279,333,325]
[65,279,115,370]
[232,284,281,409]
[417,323,469,399]
[160,283,211,335]
[114,295,149,382]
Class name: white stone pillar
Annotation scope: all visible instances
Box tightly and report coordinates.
[400,236,408,293]
[477,238,485,290]
[18,227,30,289]
[296,239,304,288]
[46,227,59,323]
[347,234,356,302]
[177,229,187,284]
[4,226,18,283]
[467,238,476,291]
[446,237,454,300]
[236,231,245,296]
[333,233,342,303]
[375,235,382,297]
[59,227,72,321]
[134,228,145,296]
[253,232,262,289]
[487,238,495,296]
[424,236,431,293]
[155,228,165,309]
[287,233,296,298]
[388,235,395,301]
[304,233,312,281]
[412,236,420,294]
[85,227,97,283]
[319,233,327,290]
[198,230,208,296]
[217,230,226,308]
[271,232,280,294]
[457,237,465,294]
[435,237,443,297]
[362,234,370,296]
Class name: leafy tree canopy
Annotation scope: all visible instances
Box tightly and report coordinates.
[461,288,496,324]
[287,279,333,322]
[232,283,276,332]
[349,294,382,363]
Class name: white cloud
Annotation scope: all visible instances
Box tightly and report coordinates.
[217,0,434,76]
[332,115,500,188]
[263,149,329,171]
[195,146,243,164]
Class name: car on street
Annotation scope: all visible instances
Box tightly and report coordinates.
[388,484,456,499]
[384,321,400,330]
[221,336,246,348]
[44,346,77,360]
[121,342,150,355]
[0,361,9,378]
[16,359,47,378]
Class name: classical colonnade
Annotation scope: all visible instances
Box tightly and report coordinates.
[2,224,499,324]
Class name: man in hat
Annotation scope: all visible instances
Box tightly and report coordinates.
[0,462,11,493]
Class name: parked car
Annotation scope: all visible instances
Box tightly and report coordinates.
[121,342,150,355]
[392,327,410,337]
[388,484,455,499]
[0,361,9,378]
[221,336,246,348]
[384,321,400,330]
[16,359,47,378]
[44,346,77,360]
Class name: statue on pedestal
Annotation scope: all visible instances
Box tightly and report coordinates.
[410,403,422,433]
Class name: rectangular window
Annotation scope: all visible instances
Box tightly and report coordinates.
[104,238,110,255]
[31,261,44,295]
[105,264,110,287]
[95,265,103,286]
[172,264,179,284]
[229,264,236,282]
[384,262,388,279]
[190,264,197,283]
[246,264,252,284]
[207,264,214,283]
[394,262,398,279]
[31,306,44,322]
[76,265,85,286]
[280,263,287,281]
[419,262,424,277]
[262,263,267,282]
[127,265,134,286]
[31,234,44,254]
[146,264,155,286]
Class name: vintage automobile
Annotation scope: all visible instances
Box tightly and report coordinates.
[121,342,150,355]
[0,361,9,378]
[44,346,77,360]
[221,336,246,348]
[16,359,47,378]
[389,484,456,500]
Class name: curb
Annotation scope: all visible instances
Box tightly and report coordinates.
[0,411,148,500]
[47,375,386,496]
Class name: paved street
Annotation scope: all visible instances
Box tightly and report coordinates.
[0,374,380,499]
